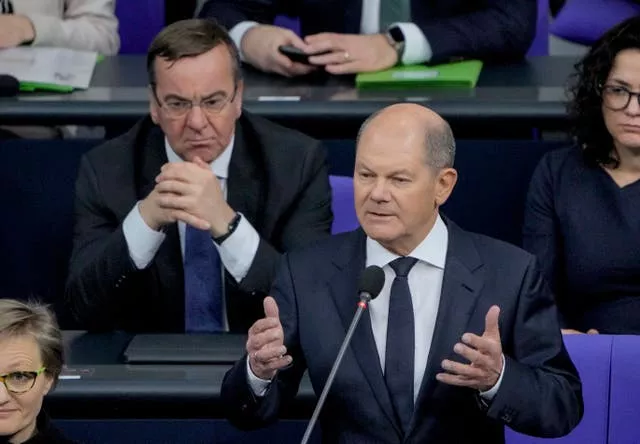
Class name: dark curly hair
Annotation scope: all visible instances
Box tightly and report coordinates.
[568,16,640,168]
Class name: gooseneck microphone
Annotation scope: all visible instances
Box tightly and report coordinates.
[300,265,386,444]
[0,75,20,97]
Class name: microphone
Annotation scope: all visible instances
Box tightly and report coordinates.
[300,265,385,444]
[0,75,19,97]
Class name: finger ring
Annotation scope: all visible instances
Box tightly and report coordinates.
[343,51,350,61]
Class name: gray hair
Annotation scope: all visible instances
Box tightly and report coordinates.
[0,299,63,384]
[356,109,456,169]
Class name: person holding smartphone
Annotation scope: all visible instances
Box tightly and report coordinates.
[198,0,536,77]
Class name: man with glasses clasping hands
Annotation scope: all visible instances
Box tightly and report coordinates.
[65,19,333,334]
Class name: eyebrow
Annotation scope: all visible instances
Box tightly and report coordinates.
[162,90,228,102]
[609,78,633,87]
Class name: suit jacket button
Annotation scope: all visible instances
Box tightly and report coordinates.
[241,404,248,412]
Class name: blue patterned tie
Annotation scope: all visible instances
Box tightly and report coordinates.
[183,225,223,332]
[385,256,418,434]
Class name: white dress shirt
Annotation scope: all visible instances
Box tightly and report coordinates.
[121,136,261,331]
[230,0,433,65]
[247,214,505,400]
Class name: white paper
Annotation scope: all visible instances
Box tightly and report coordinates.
[0,47,98,89]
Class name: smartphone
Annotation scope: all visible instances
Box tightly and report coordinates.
[278,45,330,65]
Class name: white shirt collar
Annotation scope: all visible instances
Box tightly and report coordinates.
[366,214,448,269]
[164,135,235,179]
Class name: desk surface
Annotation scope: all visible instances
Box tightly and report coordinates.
[0,56,576,134]
[48,332,316,419]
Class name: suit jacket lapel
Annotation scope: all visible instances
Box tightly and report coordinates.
[328,230,401,437]
[409,218,484,433]
[227,119,262,228]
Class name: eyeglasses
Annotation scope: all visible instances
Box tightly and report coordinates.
[0,367,46,394]
[151,84,238,119]
[600,84,640,111]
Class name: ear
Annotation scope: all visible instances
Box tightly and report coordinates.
[434,167,458,207]
[149,86,160,124]
[233,80,244,118]
[41,374,54,396]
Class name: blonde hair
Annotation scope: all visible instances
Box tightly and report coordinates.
[0,299,63,384]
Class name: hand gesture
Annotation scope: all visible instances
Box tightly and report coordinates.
[247,297,292,380]
[241,25,316,77]
[304,33,398,75]
[436,306,503,392]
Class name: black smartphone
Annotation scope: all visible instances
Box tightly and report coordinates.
[278,45,330,65]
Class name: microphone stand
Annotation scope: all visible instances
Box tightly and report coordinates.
[300,296,372,444]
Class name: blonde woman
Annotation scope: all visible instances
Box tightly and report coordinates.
[0,299,74,444]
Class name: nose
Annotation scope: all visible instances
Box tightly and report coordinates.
[0,383,10,404]
[185,104,209,131]
[369,178,390,202]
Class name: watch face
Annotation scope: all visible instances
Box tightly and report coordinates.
[389,26,405,43]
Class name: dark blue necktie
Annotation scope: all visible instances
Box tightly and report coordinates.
[385,256,418,434]
[183,225,223,332]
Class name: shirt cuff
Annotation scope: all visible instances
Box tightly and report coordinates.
[479,354,506,401]
[122,202,166,269]
[393,22,433,65]
[246,356,271,397]
[217,214,260,283]
[229,21,260,62]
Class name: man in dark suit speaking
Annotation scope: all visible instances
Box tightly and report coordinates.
[221,104,583,443]
[64,19,332,333]
[199,0,536,76]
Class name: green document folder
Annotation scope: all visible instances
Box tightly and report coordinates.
[356,60,483,89]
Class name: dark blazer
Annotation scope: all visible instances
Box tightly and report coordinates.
[199,0,537,63]
[65,111,332,333]
[0,411,76,444]
[221,220,583,443]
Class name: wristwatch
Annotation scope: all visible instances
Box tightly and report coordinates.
[385,25,406,62]
[213,212,242,244]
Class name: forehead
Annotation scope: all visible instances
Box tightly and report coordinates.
[608,49,640,81]
[154,45,235,91]
[0,335,41,372]
[356,125,427,168]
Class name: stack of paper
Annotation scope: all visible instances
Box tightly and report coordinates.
[356,60,483,89]
[0,47,98,92]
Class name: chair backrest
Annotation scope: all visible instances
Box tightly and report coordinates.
[115,0,165,54]
[549,0,640,45]
[505,334,612,444]
[0,139,98,325]
[527,0,549,56]
[329,175,359,234]
[608,335,640,444]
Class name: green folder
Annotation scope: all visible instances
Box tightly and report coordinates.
[356,60,483,89]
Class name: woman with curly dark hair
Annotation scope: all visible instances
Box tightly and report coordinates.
[523,16,640,335]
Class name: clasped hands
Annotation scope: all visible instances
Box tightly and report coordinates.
[241,25,398,77]
[138,156,236,236]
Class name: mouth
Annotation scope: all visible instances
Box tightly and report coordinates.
[620,124,640,131]
[367,211,393,218]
